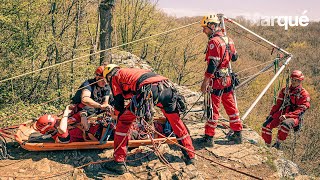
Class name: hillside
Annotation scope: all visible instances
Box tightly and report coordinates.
[0,52,311,180]
[1,0,320,177]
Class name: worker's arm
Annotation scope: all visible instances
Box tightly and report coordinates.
[81,89,103,109]
[201,76,211,93]
[57,105,72,134]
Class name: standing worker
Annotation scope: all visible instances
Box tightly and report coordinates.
[200,14,242,147]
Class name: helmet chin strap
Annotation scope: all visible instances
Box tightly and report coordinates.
[207,23,219,36]
[107,68,119,82]
[40,124,51,132]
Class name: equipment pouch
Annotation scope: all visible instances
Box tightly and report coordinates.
[231,72,240,87]
[176,94,187,113]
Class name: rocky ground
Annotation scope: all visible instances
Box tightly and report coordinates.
[0,52,309,179]
[0,122,304,180]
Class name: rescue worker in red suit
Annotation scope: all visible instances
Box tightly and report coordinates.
[71,66,112,131]
[262,70,310,149]
[35,105,102,143]
[102,64,195,174]
[200,14,242,146]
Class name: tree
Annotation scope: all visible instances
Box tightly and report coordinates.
[99,0,114,64]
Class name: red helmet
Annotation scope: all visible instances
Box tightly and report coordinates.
[291,70,304,81]
[35,114,57,134]
[95,66,105,77]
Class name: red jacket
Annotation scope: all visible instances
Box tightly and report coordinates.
[205,31,236,77]
[204,31,237,89]
[270,85,310,119]
[110,68,167,114]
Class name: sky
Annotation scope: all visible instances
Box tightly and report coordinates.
[157,0,320,21]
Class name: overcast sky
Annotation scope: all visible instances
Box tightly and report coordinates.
[157,0,319,21]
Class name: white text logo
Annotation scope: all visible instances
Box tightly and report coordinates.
[258,10,309,30]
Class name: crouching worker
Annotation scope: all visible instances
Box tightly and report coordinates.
[102,64,195,175]
[34,105,104,143]
[262,70,310,149]
[71,65,112,132]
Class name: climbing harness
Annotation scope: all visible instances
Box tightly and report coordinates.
[279,70,291,112]
[130,83,155,121]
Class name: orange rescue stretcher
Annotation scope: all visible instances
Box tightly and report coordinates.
[12,117,177,151]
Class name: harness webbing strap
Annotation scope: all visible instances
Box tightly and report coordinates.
[135,72,158,92]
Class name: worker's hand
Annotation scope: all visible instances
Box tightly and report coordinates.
[279,115,286,121]
[110,109,117,120]
[100,104,112,111]
[201,81,208,93]
[64,105,73,115]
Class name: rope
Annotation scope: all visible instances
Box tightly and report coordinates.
[132,29,202,56]
[130,31,202,68]
[239,68,274,81]
[181,93,203,120]
[0,79,105,124]
[236,58,278,74]
[0,148,148,179]
[146,131,178,171]
[273,58,280,104]
[291,132,298,161]
[0,118,176,178]
[129,30,201,68]
[0,21,199,84]
[235,55,289,90]
[0,55,100,122]
[226,25,273,51]
[141,119,263,180]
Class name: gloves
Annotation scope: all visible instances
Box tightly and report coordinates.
[266,115,272,121]
[263,115,273,127]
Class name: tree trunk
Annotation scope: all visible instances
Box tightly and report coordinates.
[99,0,114,65]
[71,0,81,98]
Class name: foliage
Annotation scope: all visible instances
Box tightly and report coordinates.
[0,0,319,176]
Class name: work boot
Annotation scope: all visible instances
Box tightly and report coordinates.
[272,141,281,149]
[184,157,195,166]
[265,143,272,147]
[178,140,195,165]
[103,160,127,175]
[227,131,242,144]
[202,134,214,147]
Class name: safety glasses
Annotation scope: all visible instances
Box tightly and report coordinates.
[96,74,104,78]
[291,78,300,82]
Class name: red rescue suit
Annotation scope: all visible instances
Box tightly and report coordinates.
[204,31,242,136]
[262,85,310,144]
[52,114,101,143]
[110,68,195,162]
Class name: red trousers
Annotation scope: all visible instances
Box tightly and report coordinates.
[205,90,242,136]
[114,105,195,162]
[65,112,100,142]
[261,110,299,144]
